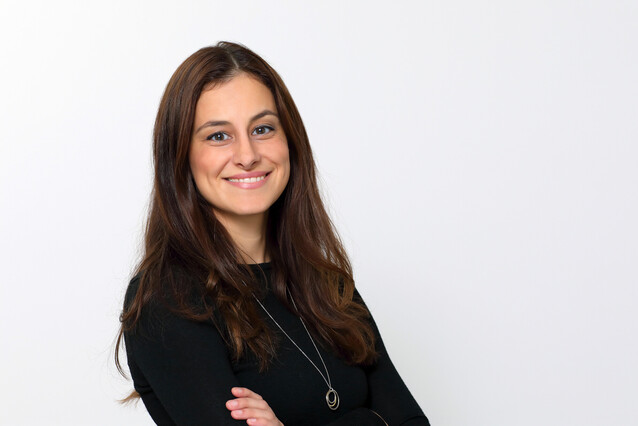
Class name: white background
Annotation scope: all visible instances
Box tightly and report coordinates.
[1,1,636,425]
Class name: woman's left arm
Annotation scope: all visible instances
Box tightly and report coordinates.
[357,290,431,426]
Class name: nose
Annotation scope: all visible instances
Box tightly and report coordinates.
[232,134,261,169]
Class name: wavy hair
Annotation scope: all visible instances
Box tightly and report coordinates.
[115,42,377,389]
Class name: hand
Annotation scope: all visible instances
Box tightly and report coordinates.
[226,387,284,425]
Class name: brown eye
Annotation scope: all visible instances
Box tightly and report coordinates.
[252,125,274,136]
[206,132,230,142]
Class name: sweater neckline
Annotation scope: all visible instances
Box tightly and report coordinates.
[246,262,272,271]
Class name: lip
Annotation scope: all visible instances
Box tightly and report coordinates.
[224,171,271,189]
[226,171,270,179]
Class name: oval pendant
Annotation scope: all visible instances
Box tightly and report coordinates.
[326,388,340,410]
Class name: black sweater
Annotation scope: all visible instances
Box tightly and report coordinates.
[124,263,429,425]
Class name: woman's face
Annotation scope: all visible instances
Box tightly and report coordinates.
[189,73,290,225]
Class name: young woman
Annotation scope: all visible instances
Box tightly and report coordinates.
[116,41,429,426]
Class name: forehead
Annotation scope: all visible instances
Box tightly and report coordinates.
[194,73,276,121]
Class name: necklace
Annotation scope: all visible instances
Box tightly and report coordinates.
[252,291,340,411]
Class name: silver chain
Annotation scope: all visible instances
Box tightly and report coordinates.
[243,263,339,410]
[252,291,333,391]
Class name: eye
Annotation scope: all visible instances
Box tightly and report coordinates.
[252,125,274,136]
[206,132,230,142]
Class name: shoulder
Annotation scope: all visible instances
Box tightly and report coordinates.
[124,273,142,311]
[122,267,214,335]
[124,265,208,310]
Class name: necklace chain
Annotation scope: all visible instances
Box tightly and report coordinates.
[252,292,332,389]
[245,265,340,410]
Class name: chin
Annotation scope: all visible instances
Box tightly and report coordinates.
[214,204,272,220]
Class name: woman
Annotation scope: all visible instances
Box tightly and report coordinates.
[116,41,429,426]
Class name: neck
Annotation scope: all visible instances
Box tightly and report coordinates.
[215,211,269,264]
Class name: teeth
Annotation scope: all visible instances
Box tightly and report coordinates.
[228,175,267,183]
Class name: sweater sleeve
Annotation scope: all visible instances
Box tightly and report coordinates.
[356,290,431,426]
[124,277,244,426]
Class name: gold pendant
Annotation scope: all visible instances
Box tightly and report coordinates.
[326,388,340,410]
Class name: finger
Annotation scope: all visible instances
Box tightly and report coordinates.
[229,407,275,421]
[226,397,269,411]
[231,387,264,400]
[246,418,282,426]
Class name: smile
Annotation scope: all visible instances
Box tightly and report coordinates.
[227,174,268,183]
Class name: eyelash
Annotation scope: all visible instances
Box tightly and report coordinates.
[205,125,275,142]
[252,125,274,136]
[206,132,230,142]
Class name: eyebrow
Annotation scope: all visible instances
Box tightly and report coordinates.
[194,109,279,134]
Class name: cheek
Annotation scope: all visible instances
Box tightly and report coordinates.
[188,153,226,203]
[279,142,291,178]
[190,156,206,179]
[190,149,224,181]
[283,156,291,182]
[279,151,291,186]
[189,157,206,189]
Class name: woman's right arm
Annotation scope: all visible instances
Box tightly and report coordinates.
[124,278,246,425]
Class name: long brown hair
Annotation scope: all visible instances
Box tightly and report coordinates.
[116,42,377,383]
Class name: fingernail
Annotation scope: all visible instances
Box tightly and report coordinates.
[227,400,237,408]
